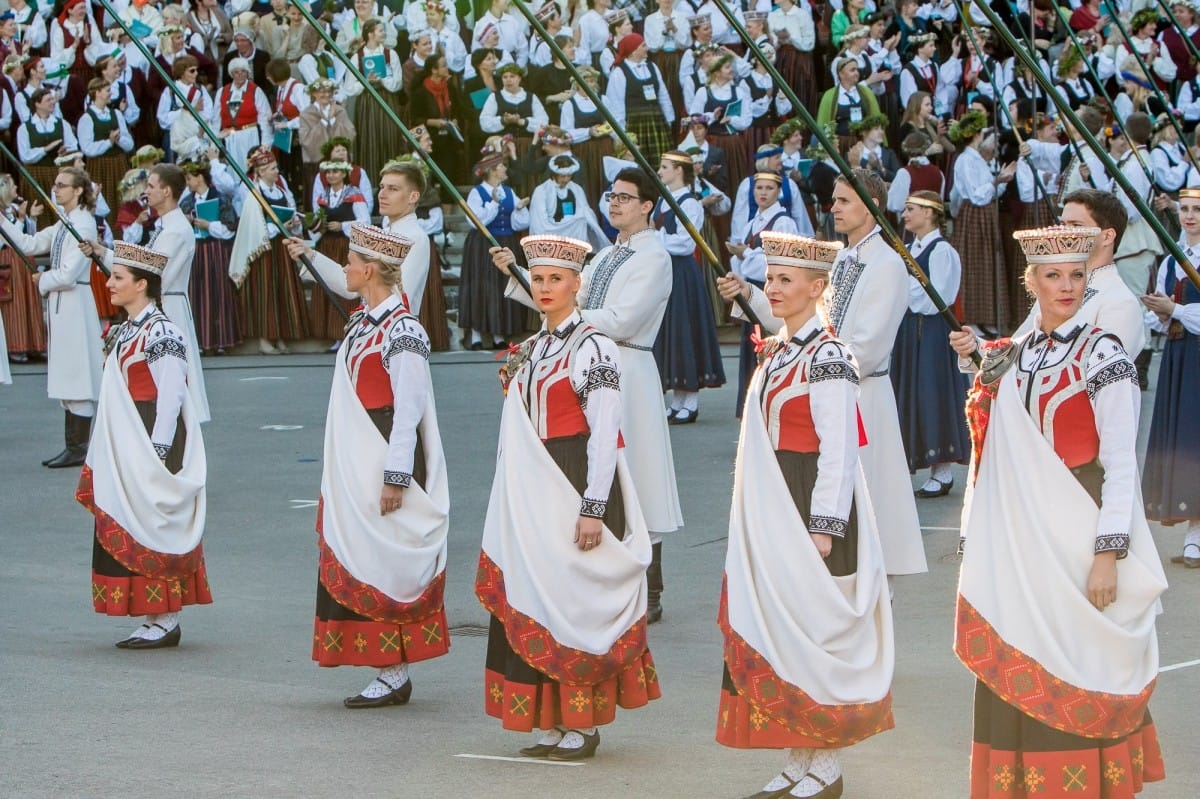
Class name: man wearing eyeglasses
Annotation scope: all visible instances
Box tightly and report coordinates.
[491,167,682,624]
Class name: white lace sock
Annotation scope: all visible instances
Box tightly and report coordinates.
[668,392,683,412]
[469,329,483,345]
[535,726,566,747]
[759,748,814,791]
[678,391,699,412]
[358,664,408,698]
[919,477,944,493]
[556,728,596,750]
[140,612,179,640]
[1184,520,1200,551]
[124,619,152,640]
[930,462,954,483]
[789,749,841,797]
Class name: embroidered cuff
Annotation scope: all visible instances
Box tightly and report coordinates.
[1095,533,1130,558]
[383,471,412,487]
[809,515,848,538]
[153,443,171,460]
[580,498,607,519]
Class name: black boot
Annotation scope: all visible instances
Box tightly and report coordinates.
[646,541,663,624]
[1134,349,1152,391]
[43,411,91,469]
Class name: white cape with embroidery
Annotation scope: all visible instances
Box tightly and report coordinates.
[958,370,1166,695]
[725,375,894,704]
[481,385,650,654]
[319,345,449,602]
[87,347,206,555]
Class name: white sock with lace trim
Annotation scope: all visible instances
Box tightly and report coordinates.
[1184,520,1200,551]
[358,664,408,698]
[759,748,814,791]
[140,613,179,640]
[930,462,954,483]
[789,749,841,797]
[556,728,596,749]
[536,726,566,746]
[125,618,152,640]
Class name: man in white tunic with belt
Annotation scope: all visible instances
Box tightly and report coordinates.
[0,166,103,467]
[721,168,928,580]
[82,164,209,423]
[491,166,684,622]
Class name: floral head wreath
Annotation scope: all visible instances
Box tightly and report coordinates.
[849,114,888,137]
[1130,9,1160,32]
[771,118,808,145]
[948,109,988,145]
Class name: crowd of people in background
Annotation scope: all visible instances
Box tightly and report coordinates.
[1,1,1199,795]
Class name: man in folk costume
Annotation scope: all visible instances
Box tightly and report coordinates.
[289,160,432,316]
[604,33,677,170]
[295,223,450,707]
[1057,105,1111,203]
[952,189,1147,365]
[82,164,209,423]
[210,57,271,179]
[0,166,102,467]
[76,241,211,649]
[718,232,894,799]
[725,169,928,580]
[493,167,682,622]
[956,225,1167,798]
[898,31,960,117]
[1112,112,1163,388]
[727,170,799,417]
[479,233,659,760]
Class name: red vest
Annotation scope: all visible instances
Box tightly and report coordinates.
[274,78,302,121]
[219,81,261,129]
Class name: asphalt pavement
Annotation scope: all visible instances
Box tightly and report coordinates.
[1,348,1195,798]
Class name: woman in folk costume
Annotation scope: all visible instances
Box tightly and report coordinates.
[529,154,609,249]
[115,168,156,247]
[1143,188,1200,568]
[180,158,239,355]
[307,159,370,349]
[77,78,133,227]
[50,0,102,124]
[816,57,883,156]
[157,56,215,166]
[956,225,1167,799]
[477,234,660,761]
[289,223,450,707]
[745,42,792,158]
[689,50,753,205]
[558,67,614,212]
[211,57,272,179]
[76,241,211,649]
[890,191,969,498]
[769,0,817,113]
[18,86,79,230]
[948,110,1018,334]
[341,18,404,187]
[645,0,692,119]
[229,145,307,355]
[654,150,727,424]
[479,64,549,197]
[459,150,531,350]
[0,174,46,362]
[0,166,102,468]
[718,231,894,799]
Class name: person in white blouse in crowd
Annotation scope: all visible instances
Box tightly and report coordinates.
[473,0,529,68]
[157,57,215,164]
[209,57,271,175]
[576,0,614,68]
[479,64,549,136]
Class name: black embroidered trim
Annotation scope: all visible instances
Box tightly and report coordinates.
[1095,534,1130,557]
[582,246,635,309]
[584,364,620,394]
[383,333,430,367]
[383,471,412,487]
[153,443,171,459]
[1086,359,1137,398]
[827,257,865,333]
[809,515,848,537]
[145,336,187,364]
[580,498,607,518]
[809,360,858,384]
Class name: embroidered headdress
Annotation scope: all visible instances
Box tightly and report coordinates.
[113,241,169,277]
[520,235,592,272]
[349,223,414,266]
[761,232,844,272]
[1012,225,1100,264]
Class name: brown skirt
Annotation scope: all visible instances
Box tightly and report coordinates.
[309,232,358,341]
[87,153,129,224]
[418,236,450,352]
[952,201,1010,330]
[237,237,310,341]
[1001,197,1057,330]
[776,45,818,111]
[709,132,750,203]
[0,246,46,354]
[650,49,687,121]
[574,135,615,214]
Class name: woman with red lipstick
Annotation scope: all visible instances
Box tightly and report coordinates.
[717,231,894,799]
[477,234,659,762]
[955,226,1167,798]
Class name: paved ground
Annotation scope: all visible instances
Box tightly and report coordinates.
[1,348,1195,798]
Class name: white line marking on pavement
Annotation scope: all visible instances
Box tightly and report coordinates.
[260,424,304,431]
[1160,658,1200,673]
[240,376,289,381]
[454,754,584,767]
[290,500,319,510]
[921,526,960,531]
